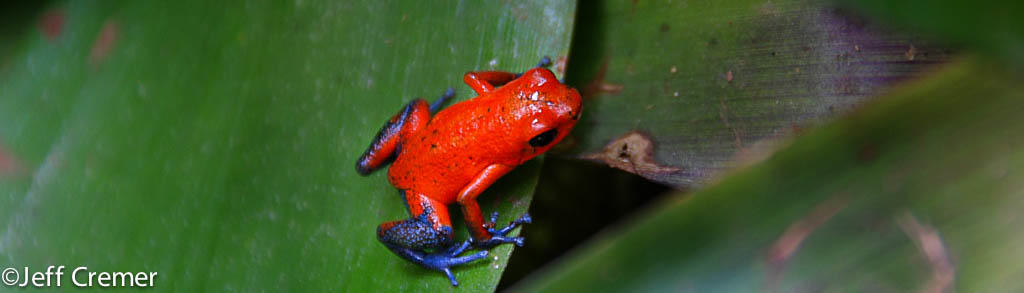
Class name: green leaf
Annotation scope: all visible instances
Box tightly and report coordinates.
[562,0,950,187]
[514,57,1024,291]
[838,0,1024,68]
[0,0,575,291]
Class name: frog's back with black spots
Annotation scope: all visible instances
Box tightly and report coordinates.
[387,68,581,204]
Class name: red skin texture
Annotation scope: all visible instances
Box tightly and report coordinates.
[389,68,580,202]
[361,67,581,242]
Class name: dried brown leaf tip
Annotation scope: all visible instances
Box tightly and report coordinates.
[582,131,680,176]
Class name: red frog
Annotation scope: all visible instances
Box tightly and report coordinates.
[356,57,581,286]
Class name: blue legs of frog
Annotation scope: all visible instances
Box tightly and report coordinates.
[377,206,531,286]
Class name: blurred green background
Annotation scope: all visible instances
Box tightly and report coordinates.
[2,0,1022,292]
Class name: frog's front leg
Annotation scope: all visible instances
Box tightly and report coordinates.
[456,164,532,247]
[463,56,554,95]
[377,191,488,287]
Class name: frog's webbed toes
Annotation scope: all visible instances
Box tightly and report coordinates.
[486,211,532,236]
[491,235,526,247]
[416,246,489,287]
[443,239,473,257]
[475,211,532,247]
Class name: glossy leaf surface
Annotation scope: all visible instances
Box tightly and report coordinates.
[0,1,576,291]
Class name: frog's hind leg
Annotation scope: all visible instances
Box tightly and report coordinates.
[355,99,431,175]
[377,191,488,287]
[356,88,451,175]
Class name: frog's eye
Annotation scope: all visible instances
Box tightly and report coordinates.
[529,129,558,147]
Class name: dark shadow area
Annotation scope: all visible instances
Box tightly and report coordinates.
[497,157,674,290]
[497,2,678,289]
[555,0,608,154]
